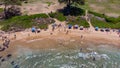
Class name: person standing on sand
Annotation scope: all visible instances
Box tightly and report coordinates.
[50,32,53,35]
[80,35,83,39]
[28,33,30,37]
[64,25,67,32]
[66,30,69,35]
[14,33,16,39]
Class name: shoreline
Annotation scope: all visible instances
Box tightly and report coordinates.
[0,28,120,60]
[1,28,119,47]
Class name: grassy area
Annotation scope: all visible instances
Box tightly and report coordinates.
[0,8,3,13]
[89,10,120,24]
[67,17,89,28]
[0,13,53,31]
[49,12,66,21]
[91,17,120,29]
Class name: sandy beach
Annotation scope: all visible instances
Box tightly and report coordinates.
[0,27,120,51]
[0,26,120,68]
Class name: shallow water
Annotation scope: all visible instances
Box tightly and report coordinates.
[0,44,120,68]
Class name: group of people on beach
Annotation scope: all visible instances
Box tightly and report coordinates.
[0,36,10,52]
[0,33,20,68]
[52,23,120,37]
[51,23,70,34]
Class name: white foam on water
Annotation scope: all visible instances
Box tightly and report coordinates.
[88,62,97,67]
[101,54,110,60]
[56,53,61,56]
[60,64,76,68]
[25,56,31,60]
[33,55,37,58]
[87,48,93,51]
[33,62,39,68]
[55,56,62,59]
[78,52,110,60]
[79,64,88,68]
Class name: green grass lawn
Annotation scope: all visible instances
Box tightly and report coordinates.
[91,17,120,29]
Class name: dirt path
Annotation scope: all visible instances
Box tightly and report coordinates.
[85,10,94,30]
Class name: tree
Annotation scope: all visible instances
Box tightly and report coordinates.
[58,0,85,5]
[58,0,85,15]
[0,0,22,19]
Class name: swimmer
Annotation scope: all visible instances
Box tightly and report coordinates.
[1,58,5,62]
[7,54,12,58]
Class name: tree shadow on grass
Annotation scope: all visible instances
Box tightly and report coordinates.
[57,5,85,16]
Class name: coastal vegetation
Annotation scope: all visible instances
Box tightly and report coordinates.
[91,17,120,29]
[89,11,120,28]
[0,13,55,31]
[0,8,3,13]
[67,16,89,28]
[49,12,66,21]
[0,0,120,32]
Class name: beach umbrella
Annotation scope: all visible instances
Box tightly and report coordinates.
[119,29,120,32]
[100,28,104,32]
[68,24,72,29]
[80,26,84,30]
[74,24,79,29]
[105,28,110,32]
[31,27,36,32]
[95,27,99,31]
[37,28,41,33]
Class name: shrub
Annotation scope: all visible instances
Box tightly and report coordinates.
[105,17,120,23]
[89,10,120,24]
[0,13,52,31]
[49,12,66,21]
[91,17,111,28]
[0,8,3,13]
[29,13,49,19]
[113,22,120,29]
[49,12,56,18]
[88,11,107,18]
[67,16,89,28]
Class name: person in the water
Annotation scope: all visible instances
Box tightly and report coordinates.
[6,54,12,58]
[1,58,5,62]
[14,64,20,68]
[11,61,15,65]
[0,47,5,52]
